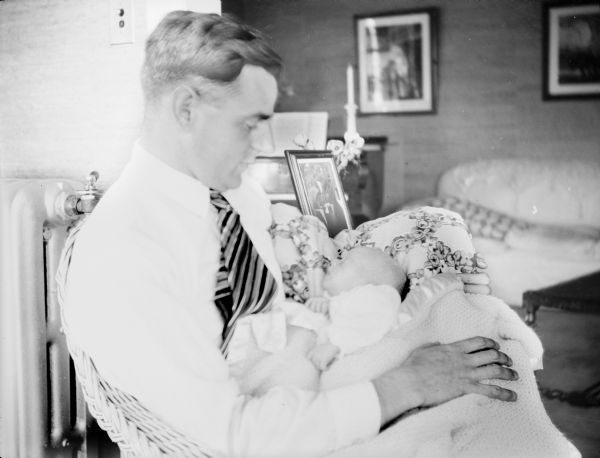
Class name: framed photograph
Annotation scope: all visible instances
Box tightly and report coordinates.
[284,150,353,237]
[246,156,296,203]
[543,2,600,99]
[355,8,438,114]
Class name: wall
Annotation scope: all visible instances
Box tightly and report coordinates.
[0,0,220,188]
[0,0,148,185]
[2,1,599,204]
[237,0,600,214]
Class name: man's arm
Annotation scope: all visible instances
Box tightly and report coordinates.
[373,336,517,426]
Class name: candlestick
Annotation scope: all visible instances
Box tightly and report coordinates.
[345,105,357,136]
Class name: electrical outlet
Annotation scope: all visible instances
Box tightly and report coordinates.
[109,0,134,45]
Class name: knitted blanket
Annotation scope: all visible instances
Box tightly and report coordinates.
[325,274,579,458]
[232,274,580,457]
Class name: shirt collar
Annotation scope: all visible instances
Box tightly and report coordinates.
[128,141,210,216]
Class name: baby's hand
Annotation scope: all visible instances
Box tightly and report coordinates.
[306,297,330,315]
[308,343,340,371]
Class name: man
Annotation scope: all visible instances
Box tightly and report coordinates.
[63,11,517,457]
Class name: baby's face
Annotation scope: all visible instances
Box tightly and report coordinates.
[322,256,360,296]
[322,247,406,296]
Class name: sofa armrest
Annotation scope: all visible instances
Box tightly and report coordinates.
[403,195,529,241]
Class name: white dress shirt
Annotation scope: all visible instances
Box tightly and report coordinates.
[63,143,380,457]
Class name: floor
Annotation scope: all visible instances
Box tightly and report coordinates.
[523,307,600,458]
[92,306,600,458]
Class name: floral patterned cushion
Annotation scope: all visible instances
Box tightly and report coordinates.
[270,203,487,300]
[270,203,338,303]
[334,206,487,289]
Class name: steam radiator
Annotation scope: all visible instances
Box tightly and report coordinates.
[0,178,91,458]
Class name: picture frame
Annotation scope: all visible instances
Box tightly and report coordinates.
[355,8,438,114]
[543,2,600,100]
[245,156,296,203]
[284,150,354,237]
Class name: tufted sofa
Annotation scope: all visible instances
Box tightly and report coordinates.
[405,159,600,306]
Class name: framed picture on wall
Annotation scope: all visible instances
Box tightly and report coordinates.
[543,2,600,99]
[355,8,438,114]
[284,150,353,237]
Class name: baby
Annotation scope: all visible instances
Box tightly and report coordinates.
[227,245,410,396]
[303,246,411,370]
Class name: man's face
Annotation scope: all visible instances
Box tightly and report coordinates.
[187,65,278,191]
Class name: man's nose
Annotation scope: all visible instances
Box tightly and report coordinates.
[251,120,275,156]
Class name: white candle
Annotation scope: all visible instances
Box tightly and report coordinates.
[346,64,355,107]
[345,64,357,135]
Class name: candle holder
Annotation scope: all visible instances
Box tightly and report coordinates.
[344,102,358,137]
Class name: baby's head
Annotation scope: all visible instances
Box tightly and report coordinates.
[322,246,406,296]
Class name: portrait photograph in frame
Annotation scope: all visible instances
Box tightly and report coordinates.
[284,150,353,237]
[543,2,600,99]
[355,8,438,114]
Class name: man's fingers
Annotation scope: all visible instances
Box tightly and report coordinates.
[468,349,513,367]
[474,364,518,382]
[464,284,492,295]
[470,383,518,402]
[459,272,492,295]
[454,336,499,353]
[457,273,490,285]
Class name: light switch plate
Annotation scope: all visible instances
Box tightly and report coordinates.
[109,0,134,45]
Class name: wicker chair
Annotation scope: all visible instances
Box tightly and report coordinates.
[56,222,210,457]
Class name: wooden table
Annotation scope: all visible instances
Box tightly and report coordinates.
[523,270,600,326]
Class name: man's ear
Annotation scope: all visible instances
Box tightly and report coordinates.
[171,86,196,130]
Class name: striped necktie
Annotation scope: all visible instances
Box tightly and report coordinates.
[210,190,278,354]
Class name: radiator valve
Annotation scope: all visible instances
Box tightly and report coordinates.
[63,171,103,217]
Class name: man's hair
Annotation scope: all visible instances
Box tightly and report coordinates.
[141,11,283,101]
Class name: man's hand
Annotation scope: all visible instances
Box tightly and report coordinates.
[457,272,491,295]
[306,297,330,315]
[373,336,518,426]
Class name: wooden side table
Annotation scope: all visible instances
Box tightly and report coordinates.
[522,271,600,408]
[523,270,600,326]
